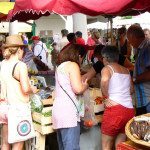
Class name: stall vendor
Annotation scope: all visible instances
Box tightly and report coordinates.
[82,44,134,82]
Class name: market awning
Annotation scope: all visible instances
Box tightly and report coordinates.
[0,2,14,21]
[6,0,131,22]
[7,0,150,22]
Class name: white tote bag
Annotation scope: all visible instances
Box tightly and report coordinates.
[8,103,35,144]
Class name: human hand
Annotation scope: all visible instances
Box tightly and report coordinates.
[103,98,113,108]
[82,78,89,89]
[31,85,38,94]
[81,74,88,83]
[133,77,138,84]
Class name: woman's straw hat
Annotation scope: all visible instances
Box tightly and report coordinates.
[2,35,27,48]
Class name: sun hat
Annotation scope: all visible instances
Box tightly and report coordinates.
[31,36,40,41]
[2,34,27,48]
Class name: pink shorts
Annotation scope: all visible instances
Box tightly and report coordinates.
[101,105,135,137]
[0,102,9,124]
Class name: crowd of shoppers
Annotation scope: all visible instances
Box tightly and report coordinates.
[0,24,150,150]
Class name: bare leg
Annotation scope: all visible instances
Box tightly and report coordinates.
[12,142,24,150]
[2,124,10,150]
[115,133,126,149]
[102,133,115,150]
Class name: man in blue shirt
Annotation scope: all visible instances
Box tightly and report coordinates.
[127,25,150,115]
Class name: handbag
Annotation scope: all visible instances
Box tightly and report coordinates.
[8,103,36,143]
[7,62,35,143]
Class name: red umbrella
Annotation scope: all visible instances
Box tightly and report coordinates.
[8,0,150,22]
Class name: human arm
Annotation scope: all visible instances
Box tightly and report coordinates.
[134,68,150,84]
[100,67,114,107]
[124,57,134,71]
[126,42,132,59]
[130,77,134,94]
[100,67,111,97]
[82,61,104,82]
[83,45,96,50]
[119,54,134,71]
[16,63,37,94]
[0,79,7,101]
[69,62,88,94]
[134,48,150,83]
[33,56,49,71]
[82,67,96,82]
[43,43,49,60]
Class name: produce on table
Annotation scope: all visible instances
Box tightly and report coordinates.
[42,110,52,117]
[30,94,43,113]
[94,97,104,105]
[84,120,93,128]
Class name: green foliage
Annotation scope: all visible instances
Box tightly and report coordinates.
[41,110,52,117]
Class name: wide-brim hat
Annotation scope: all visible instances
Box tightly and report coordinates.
[31,36,40,41]
[2,34,27,48]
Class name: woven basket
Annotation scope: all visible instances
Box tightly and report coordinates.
[125,113,150,147]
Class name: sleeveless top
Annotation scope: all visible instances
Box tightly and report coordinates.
[0,60,29,104]
[107,65,133,108]
[52,61,80,129]
[120,39,128,56]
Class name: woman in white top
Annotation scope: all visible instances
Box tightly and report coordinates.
[100,45,135,150]
[0,35,37,150]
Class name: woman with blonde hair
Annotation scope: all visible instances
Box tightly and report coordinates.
[0,35,36,150]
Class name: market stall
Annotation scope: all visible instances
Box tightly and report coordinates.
[24,73,104,150]
[23,75,55,150]
[117,113,150,149]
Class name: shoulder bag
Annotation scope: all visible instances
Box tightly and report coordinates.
[7,62,35,143]
[56,71,84,117]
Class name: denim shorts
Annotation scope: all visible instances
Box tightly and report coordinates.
[56,122,80,150]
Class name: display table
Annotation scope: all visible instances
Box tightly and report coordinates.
[29,97,54,150]
[117,141,150,150]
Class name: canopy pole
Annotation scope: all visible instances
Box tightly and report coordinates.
[106,18,109,40]
[72,13,87,41]
[109,17,113,44]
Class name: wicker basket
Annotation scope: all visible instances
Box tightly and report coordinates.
[125,113,150,147]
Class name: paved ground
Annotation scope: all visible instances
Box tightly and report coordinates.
[80,125,101,150]
[45,125,102,150]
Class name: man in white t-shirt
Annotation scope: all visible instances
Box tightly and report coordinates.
[32,36,48,65]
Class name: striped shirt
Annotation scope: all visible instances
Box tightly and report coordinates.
[134,39,150,108]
